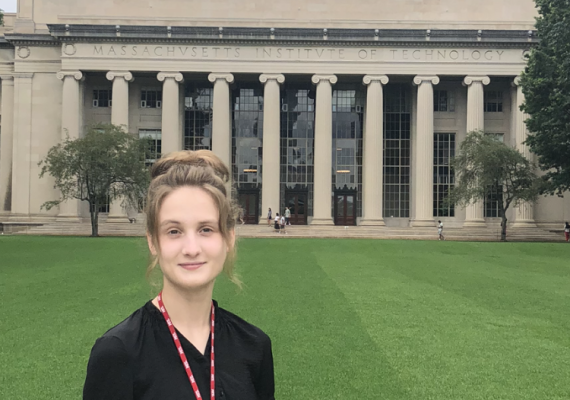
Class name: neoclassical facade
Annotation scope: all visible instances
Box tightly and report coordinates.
[0,0,569,228]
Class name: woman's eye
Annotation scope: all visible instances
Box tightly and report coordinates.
[167,229,180,235]
[201,227,214,234]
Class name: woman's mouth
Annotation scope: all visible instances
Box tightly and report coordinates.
[179,262,206,271]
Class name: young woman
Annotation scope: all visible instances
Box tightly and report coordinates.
[83,150,275,400]
[267,208,272,227]
[564,222,570,242]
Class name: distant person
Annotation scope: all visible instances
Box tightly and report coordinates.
[565,222,570,242]
[280,214,286,234]
[83,150,275,399]
[274,212,281,233]
[285,207,291,225]
[267,208,272,227]
[238,208,245,225]
[438,220,445,241]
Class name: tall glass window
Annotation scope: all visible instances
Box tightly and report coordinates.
[383,84,411,218]
[139,129,162,166]
[184,86,213,150]
[485,186,503,217]
[433,133,455,217]
[331,87,364,217]
[280,87,315,216]
[232,86,264,189]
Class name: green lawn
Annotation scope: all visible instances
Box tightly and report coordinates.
[0,236,569,400]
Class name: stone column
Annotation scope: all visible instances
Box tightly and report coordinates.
[463,76,490,227]
[158,72,184,155]
[310,74,337,225]
[10,73,34,220]
[511,76,536,228]
[360,75,389,226]
[0,75,14,216]
[106,71,134,222]
[412,75,440,226]
[208,73,234,170]
[56,71,84,221]
[259,74,285,224]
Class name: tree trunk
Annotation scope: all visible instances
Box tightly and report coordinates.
[501,215,508,242]
[90,203,99,237]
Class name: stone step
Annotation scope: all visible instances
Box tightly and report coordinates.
[9,221,563,242]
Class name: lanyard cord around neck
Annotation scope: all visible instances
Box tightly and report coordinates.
[157,292,215,400]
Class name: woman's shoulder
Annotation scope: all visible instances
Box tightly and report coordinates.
[93,301,155,351]
[216,304,271,344]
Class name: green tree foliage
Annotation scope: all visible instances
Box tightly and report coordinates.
[0,9,4,26]
[39,124,151,236]
[520,0,570,194]
[448,131,541,241]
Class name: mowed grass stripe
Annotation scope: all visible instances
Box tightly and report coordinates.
[1,237,569,399]
[314,240,570,400]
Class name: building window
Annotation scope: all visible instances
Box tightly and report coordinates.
[332,87,364,218]
[484,90,503,112]
[184,86,213,150]
[139,129,162,166]
[383,84,411,218]
[486,132,504,143]
[141,89,162,108]
[433,133,456,217]
[92,88,112,108]
[433,90,455,112]
[232,87,264,189]
[280,87,315,217]
[485,185,503,217]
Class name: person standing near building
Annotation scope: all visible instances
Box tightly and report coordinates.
[564,222,570,242]
[285,207,291,226]
[280,213,287,234]
[267,208,272,227]
[83,150,275,399]
[274,212,281,233]
[438,220,445,241]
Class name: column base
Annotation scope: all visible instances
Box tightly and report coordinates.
[463,219,486,228]
[8,214,31,222]
[310,217,334,226]
[511,219,537,229]
[410,219,435,227]
[359,218,386,226]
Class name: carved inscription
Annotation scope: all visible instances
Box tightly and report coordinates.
[77,44,520,63]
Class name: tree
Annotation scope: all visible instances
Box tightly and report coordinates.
[447,131,542,241]
[520,0,570,195]
[39,124,151,237]
[0,9,4,26]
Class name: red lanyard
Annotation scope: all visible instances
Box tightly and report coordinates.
[157,292,215,400]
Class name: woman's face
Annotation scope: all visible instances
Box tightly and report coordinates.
[148,186,234,292]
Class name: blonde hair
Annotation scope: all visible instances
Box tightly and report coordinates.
[145,150,241,287]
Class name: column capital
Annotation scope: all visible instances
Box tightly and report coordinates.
[56,70,84,81]
[0,75,14,85]
[311,74,337,85]
[13,73,34,80]
[463,76,490,86]
[259,73,285,84]
[208,73,234,84]
[512,76,522,87]
[157,72,184,83]
[413,75,439,86]
[363,75,389,85]
[106,71,134,82]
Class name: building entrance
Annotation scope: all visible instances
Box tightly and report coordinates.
[334,188,357,226]
[285,190,308,225]
[238,190,259,224]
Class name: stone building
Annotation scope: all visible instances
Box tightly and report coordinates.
[0,0,568,229]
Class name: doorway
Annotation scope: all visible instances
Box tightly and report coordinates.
[238,190,259,224]
[284,190,308,225]
[334,191,356,226]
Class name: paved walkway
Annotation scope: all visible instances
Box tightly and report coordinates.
[4,220,564,242]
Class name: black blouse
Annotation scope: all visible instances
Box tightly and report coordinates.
[83,300,275,400]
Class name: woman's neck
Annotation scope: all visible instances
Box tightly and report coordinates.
[154,281,214,331]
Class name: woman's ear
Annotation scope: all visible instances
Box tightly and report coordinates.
[146,233,157,256]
